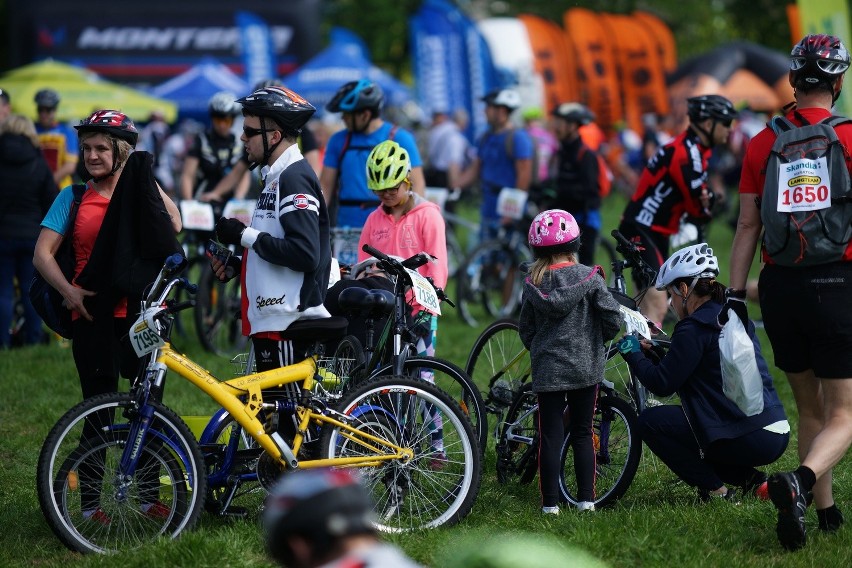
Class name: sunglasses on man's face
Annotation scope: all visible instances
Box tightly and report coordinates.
[38,107,56,113]
[242,125,266,138]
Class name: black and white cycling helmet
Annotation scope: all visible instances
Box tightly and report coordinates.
[34,88,61,108]
[208,91,240,116]
[482,89,522,111]
[790,34,850,100]
[326,79,385,113]
[264,469,375,565]
[552,102,595,125]
[686,95,737,124]
[655,243,719,291]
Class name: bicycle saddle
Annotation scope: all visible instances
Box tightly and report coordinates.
[337,287,395,318]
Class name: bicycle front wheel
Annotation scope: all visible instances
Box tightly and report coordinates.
[321,375,482,531]
[36,393,206,554]
[559,393,641,508]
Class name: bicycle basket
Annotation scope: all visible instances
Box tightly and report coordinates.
[231,352,256,376]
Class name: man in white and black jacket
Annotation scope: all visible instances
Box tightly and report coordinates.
[212,85,332,371]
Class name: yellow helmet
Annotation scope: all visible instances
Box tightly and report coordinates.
[366,140,411,191]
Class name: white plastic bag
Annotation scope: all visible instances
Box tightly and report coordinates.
[718,309,764,416]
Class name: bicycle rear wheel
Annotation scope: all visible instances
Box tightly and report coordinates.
[194,268,248,357]
[604,340,675,414]
[495,384,538,485]
[36,393,206,554]
[320,375,481,531]
[372,357,487,454]
[465,318,530,448]
[559,392,641,508]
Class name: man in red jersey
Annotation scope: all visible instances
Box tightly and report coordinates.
[617,94,737,327]
[727,33,852,552]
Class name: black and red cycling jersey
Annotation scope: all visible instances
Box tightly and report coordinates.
[621,128,713,236]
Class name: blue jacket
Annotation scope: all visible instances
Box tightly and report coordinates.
[621,301,787,447]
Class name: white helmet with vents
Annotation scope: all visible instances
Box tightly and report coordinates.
[655,243,719,290]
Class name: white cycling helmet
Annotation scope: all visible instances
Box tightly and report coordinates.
[655,243,719,290]
[482,89,522,111]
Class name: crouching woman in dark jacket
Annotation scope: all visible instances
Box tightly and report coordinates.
[617,243,789,501]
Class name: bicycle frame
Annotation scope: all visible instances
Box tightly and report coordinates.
[142,345,412,472]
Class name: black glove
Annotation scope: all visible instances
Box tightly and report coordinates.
[717,288,748,326]
[215,218,246,246]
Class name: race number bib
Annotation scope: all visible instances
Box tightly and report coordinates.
[776,156,832,213]
[619,305,651,340]
[179,200,215,231]
[129,314,165,357]
[405,268,441,315]
[222,199,257,226]
[496,187,528,220]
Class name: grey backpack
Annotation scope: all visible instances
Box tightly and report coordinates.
[760,114,852,266]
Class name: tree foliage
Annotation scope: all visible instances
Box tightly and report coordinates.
[325,0,794,76]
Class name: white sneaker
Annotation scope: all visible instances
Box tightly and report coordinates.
[577,501,596,512]
[542,506,560,515]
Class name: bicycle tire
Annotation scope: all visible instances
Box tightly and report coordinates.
[323,334,367,398]
[558,392,641,508]
[456,239,526,327]
[604,339,675,415]
[495,384,538,485]
[194,267,248,357]
[371,356,487,454]
[320,375,482,531]
[36,392,206,554]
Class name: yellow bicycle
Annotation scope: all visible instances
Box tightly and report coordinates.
[36,255,482,554]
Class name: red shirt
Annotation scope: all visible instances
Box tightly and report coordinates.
[739,107,852,262]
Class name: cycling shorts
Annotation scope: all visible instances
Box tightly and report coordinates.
[759,262,852,378]
[616,221,668,290]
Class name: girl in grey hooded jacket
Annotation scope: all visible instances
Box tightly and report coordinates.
[519,209,622,514]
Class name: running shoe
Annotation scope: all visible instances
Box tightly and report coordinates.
[142,500,172,521]
[577,501,596,512]
[541,506,560,515]
[86,508,111,525]
[768,471,809,551]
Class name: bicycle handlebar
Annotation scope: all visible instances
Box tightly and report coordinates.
[610,230,657,283]
[361,244,454,308]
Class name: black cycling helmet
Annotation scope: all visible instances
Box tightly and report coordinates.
[790,34,850,101]
[237,85,315,134]
[686,95,738,125]
[552,102,595,125]
[237,85,315,169]
[34,88,61,108]
[326,79,384,113]
[264,469,375,566]
[74,109,139,147]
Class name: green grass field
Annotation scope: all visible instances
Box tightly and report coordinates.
[1,192,849,567]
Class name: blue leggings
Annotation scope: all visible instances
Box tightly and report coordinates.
[639,405,789,491]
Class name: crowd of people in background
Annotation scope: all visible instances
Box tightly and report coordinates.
[6,30,852,562]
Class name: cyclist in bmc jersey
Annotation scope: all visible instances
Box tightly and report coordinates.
[617,94,737,327]
[320,80,424,228]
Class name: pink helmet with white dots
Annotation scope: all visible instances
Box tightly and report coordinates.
[528,209,582,258]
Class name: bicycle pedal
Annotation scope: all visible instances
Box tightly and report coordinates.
[219,505,249,518]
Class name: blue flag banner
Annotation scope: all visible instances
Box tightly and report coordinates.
[410,0,499,141]
[236,11,276,89]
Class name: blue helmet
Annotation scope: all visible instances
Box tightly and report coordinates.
[326,80,384,113]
